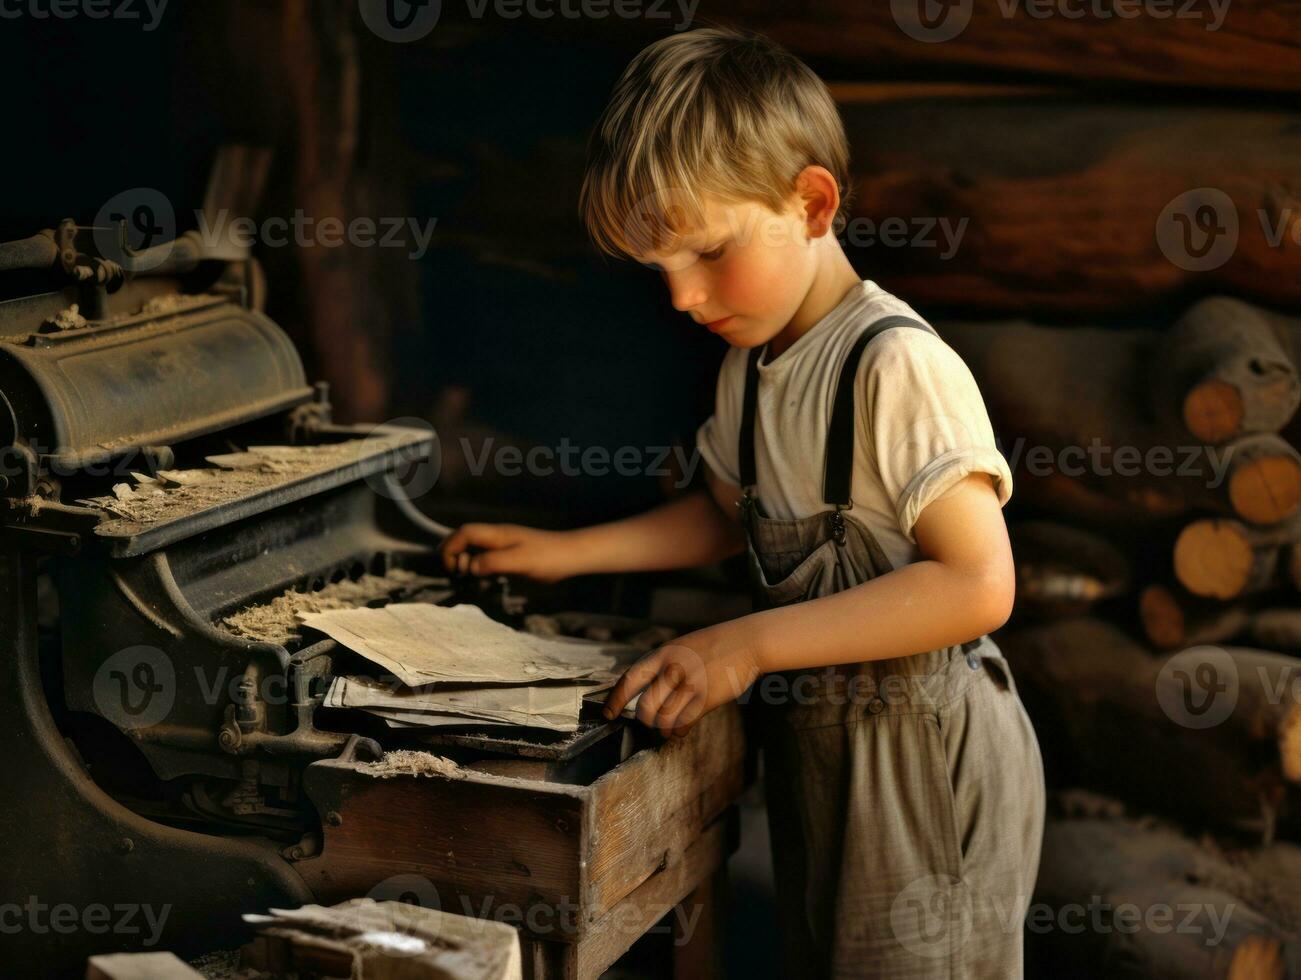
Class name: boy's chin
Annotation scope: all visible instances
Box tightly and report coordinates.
[724,325,774,350]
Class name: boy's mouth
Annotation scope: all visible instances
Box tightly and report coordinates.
[704,315,735,333]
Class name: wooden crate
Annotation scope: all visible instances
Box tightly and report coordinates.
[294,704,746,978]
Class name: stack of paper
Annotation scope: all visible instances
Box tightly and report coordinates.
[305,603,640,732]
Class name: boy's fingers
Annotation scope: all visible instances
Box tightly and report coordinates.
[603,652,663,719]
[668,694,706,738]
[468,547,524,576]
[635,668,685,728]
[441,523,515,570]
[652,683,695,736]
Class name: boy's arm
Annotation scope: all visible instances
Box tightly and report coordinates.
[604,472,1014,734]
[569,462,746,574]
[441,462,745,580]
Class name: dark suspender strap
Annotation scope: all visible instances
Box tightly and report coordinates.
[823,315,938,506]
[738,346,764,490]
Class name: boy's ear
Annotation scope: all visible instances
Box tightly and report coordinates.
[793,165,841,239]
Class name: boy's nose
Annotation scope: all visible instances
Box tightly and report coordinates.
[664,271,707,314]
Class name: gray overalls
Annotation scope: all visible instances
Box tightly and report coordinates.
[737,314,1046,979]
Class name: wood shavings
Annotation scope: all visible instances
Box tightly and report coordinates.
[43,304,88,332]
[220,569,440,646]
[358,750,463,779]
[140,293,219,316]
[74,436,414,532]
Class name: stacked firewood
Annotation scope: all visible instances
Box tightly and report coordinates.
[937,295,1301,655]
[938,297,1301,976]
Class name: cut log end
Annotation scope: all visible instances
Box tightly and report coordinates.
[1228,932,1285,980]
[1174,521,1258,600]
[1139,585,1185,650]
[1229,450,1301,526]
[1184,378,1243,445]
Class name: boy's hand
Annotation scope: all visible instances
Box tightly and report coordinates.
[602,622,762,737]
[439,523,578,583]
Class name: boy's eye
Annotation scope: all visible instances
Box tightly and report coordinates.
[699,244,726,261]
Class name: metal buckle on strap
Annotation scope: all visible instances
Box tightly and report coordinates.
[829,503,850,546]
[738,487,756,518]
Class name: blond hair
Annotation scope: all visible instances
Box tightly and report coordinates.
[579,27,852,260]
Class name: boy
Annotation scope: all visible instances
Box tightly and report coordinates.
[440,27,1045,978]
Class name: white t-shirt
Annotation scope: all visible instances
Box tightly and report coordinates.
[694,279,1012,570]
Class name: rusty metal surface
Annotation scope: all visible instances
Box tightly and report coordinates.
[0,297,312,469]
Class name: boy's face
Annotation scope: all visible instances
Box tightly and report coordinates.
[633,193,825,350]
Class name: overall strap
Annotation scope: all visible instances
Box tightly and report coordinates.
[738,346,764,492]
[737,314,938,497]
[823,315,937,506]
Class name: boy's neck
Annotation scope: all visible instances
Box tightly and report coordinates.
[765,251,863,360]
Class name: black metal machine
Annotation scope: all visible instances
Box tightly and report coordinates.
[0,224,642,976]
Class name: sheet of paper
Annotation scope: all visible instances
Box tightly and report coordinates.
[301,603,637,687]
[372,710,533,731]
[325,674,586,731]
[582,689,643,720]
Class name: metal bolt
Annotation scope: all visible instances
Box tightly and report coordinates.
[326,811,343,827]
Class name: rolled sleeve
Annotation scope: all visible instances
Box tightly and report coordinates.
[862,331,1012,541]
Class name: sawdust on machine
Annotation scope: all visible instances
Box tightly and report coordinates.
[77,439,414,533]
[220,568,442,646]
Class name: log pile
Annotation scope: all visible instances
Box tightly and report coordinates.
[948,295,1301,974]
[1033,793,1301,979]
[938,296,1301,639]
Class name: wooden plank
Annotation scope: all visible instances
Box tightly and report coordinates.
[585,705,745,918]
[837,88,1301,314]
[86,953,205,980]
[571,815,734,980]
[295,760,587,932]
[708,0,1301,92]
